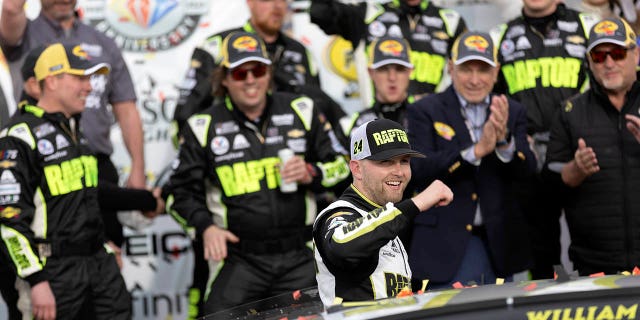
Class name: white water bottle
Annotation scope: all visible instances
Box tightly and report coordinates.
[278,148,298,193]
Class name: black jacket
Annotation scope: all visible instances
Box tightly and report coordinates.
[546,81,640,275]
[407,87,536,281]
[0,105,104,286]
[310,0,466,96]
[313,185,418,305]
[492,4,598,134]
[168,92,350,243]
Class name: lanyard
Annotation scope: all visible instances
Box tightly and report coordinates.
[459,103,488,143]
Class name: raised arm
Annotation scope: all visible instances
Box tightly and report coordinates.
[0,0,27,46]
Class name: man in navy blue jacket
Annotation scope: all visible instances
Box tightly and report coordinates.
[407,31,536,289]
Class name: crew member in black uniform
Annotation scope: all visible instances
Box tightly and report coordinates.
[167,32,351,315]
[314,119,452,307]
[310,0,466,99]
[0,44,164,319]
[175,3,346,316]
[490,0,599,279]
[173,3,345,314]
[174,0,344,137]
[338,35,413,148]
[0,43,130,320]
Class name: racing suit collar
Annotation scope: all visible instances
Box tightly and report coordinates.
[343,184,383,211]
[522,3,563,36]
[226,93,273,129]
[23,104,81,129]
[371,99,408,124]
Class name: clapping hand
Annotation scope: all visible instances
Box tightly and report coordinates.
[573,138,599,177]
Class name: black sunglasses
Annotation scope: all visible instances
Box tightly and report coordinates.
[589,46,633,63]
[228,64,268,81]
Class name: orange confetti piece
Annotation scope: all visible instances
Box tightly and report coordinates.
[396,286,413,297]
[589,272,605,278]
[633,267,640,275]
[524,283,537,291]
[292,290,301,300]
[452,282,464,289]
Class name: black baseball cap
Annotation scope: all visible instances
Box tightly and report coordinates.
[219,32,272,69]
[451,31,497,67]
[586,17,637,52]
[350,119,425,161]
[21,45,47,80]
[34,43,110,81]
[368,36,413,69]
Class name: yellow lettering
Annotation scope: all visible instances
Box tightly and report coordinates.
[502,57,583,95]
[321,156,350,188]
[527,304,638,320]
[44,165,66,196]
[596,306,614,320]
[561,308,574,320]
[526,59,541,89]
[216,166,240,197]
[372,129,408,146]
[262,158,279,190]
[536,58,550,87]
[527,310,553,320]
[7,237,30,271]
[232,162,252,194]
[616,304,637,319]
[245,160,264,194]
[501,64,521,95]
[64,158,84,192]
[43,156,98,196]
[549,57,563,88]
[574,307,587,320]
[514,60,531,91]
[215,157,280,197]
[564,58,581,88]
[410,50,445,85]
[81,156,98,187]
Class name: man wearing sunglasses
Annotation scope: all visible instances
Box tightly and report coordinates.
[546,17,640,276]
[167,32,350,315]
[174,0,345,142]
[490,0,599,280]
